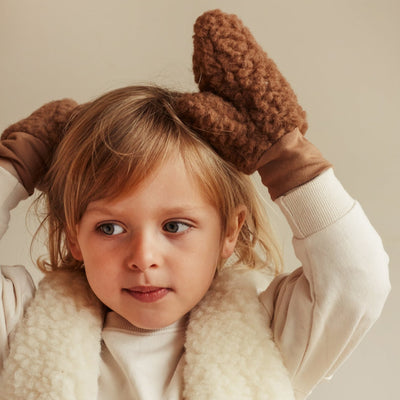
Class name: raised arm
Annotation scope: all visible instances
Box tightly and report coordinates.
[259,167,390,398]
[0,162,33,370]
[175,9,390,399]
[0,99,78,370]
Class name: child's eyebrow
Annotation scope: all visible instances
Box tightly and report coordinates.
[84,203,207,216]
[84,204,113,214]
[156,205,204,215]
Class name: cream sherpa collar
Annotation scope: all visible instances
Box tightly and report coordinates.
[0,270,104,400]
[0,269,294,400]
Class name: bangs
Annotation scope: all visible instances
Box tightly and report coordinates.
[53,86,190,230]
[85,112,184,202]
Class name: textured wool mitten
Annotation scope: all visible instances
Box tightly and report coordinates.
[176,9,331,199]
[0,99,77,194]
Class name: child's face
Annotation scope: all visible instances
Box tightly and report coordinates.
[69,155,243,329]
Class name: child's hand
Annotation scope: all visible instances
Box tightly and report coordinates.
[0,99,77,194]
[176,10,331,199]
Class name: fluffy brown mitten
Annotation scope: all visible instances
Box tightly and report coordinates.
[0,99,77,194]
[176,10,331,198]
[176,9,307,173]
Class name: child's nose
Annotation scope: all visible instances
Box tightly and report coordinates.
[126,231,159,272]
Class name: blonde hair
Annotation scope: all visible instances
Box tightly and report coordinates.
[38,85,282,274]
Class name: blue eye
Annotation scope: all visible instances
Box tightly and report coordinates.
[97,223,124,236]
[163,221,191,234]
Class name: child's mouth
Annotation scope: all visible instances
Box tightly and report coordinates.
[124,286,171,303]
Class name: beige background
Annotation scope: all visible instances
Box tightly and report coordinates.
[0,0,399,398]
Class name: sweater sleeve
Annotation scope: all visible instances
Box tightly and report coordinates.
[0,166,35,371]
[258,168,390,399]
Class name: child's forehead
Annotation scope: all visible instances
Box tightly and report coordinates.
[87,154,214,211]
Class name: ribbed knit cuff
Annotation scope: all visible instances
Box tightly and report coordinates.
[275,168,354,239]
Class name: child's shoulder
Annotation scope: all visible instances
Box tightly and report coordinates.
[0,264,35,369]
[0,264,36,317]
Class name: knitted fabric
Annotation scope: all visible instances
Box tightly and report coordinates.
[0,99,77,194]
[175,9,307,174]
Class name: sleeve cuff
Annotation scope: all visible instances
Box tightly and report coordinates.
[0,166,29,214]
[275,168,354,239]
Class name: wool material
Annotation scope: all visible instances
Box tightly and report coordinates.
[184,268,295,400]
[0,270,104,400]
[0,99,77,194]
[0,268,294,400]
[175,9,307,174]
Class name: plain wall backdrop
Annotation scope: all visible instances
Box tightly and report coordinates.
[0,0,399,399]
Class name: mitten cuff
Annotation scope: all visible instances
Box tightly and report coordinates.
[0,98,78,195]
[257,128,332,200]
[0,132,48,195]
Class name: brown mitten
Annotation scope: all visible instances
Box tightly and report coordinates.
[176,10,331,199]
[0,99,78,194]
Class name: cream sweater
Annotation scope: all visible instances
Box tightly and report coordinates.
[0,167,391,399]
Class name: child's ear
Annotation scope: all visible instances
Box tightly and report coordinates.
[221,205,247,259]
[67,233,83,261]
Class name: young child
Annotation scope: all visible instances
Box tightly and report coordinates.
[0,10,390,400]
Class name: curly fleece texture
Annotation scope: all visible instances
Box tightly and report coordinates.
[175,9,307,173]
[184,269,295,399]
[0,271,103,400]
[0,99,77,194]
[0,269,294,400]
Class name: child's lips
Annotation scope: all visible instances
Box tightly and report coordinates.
[124,286,171,303]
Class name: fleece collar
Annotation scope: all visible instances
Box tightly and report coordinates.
[184,268,295,399]
[0,269,294,400]
[0,270,104,400]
